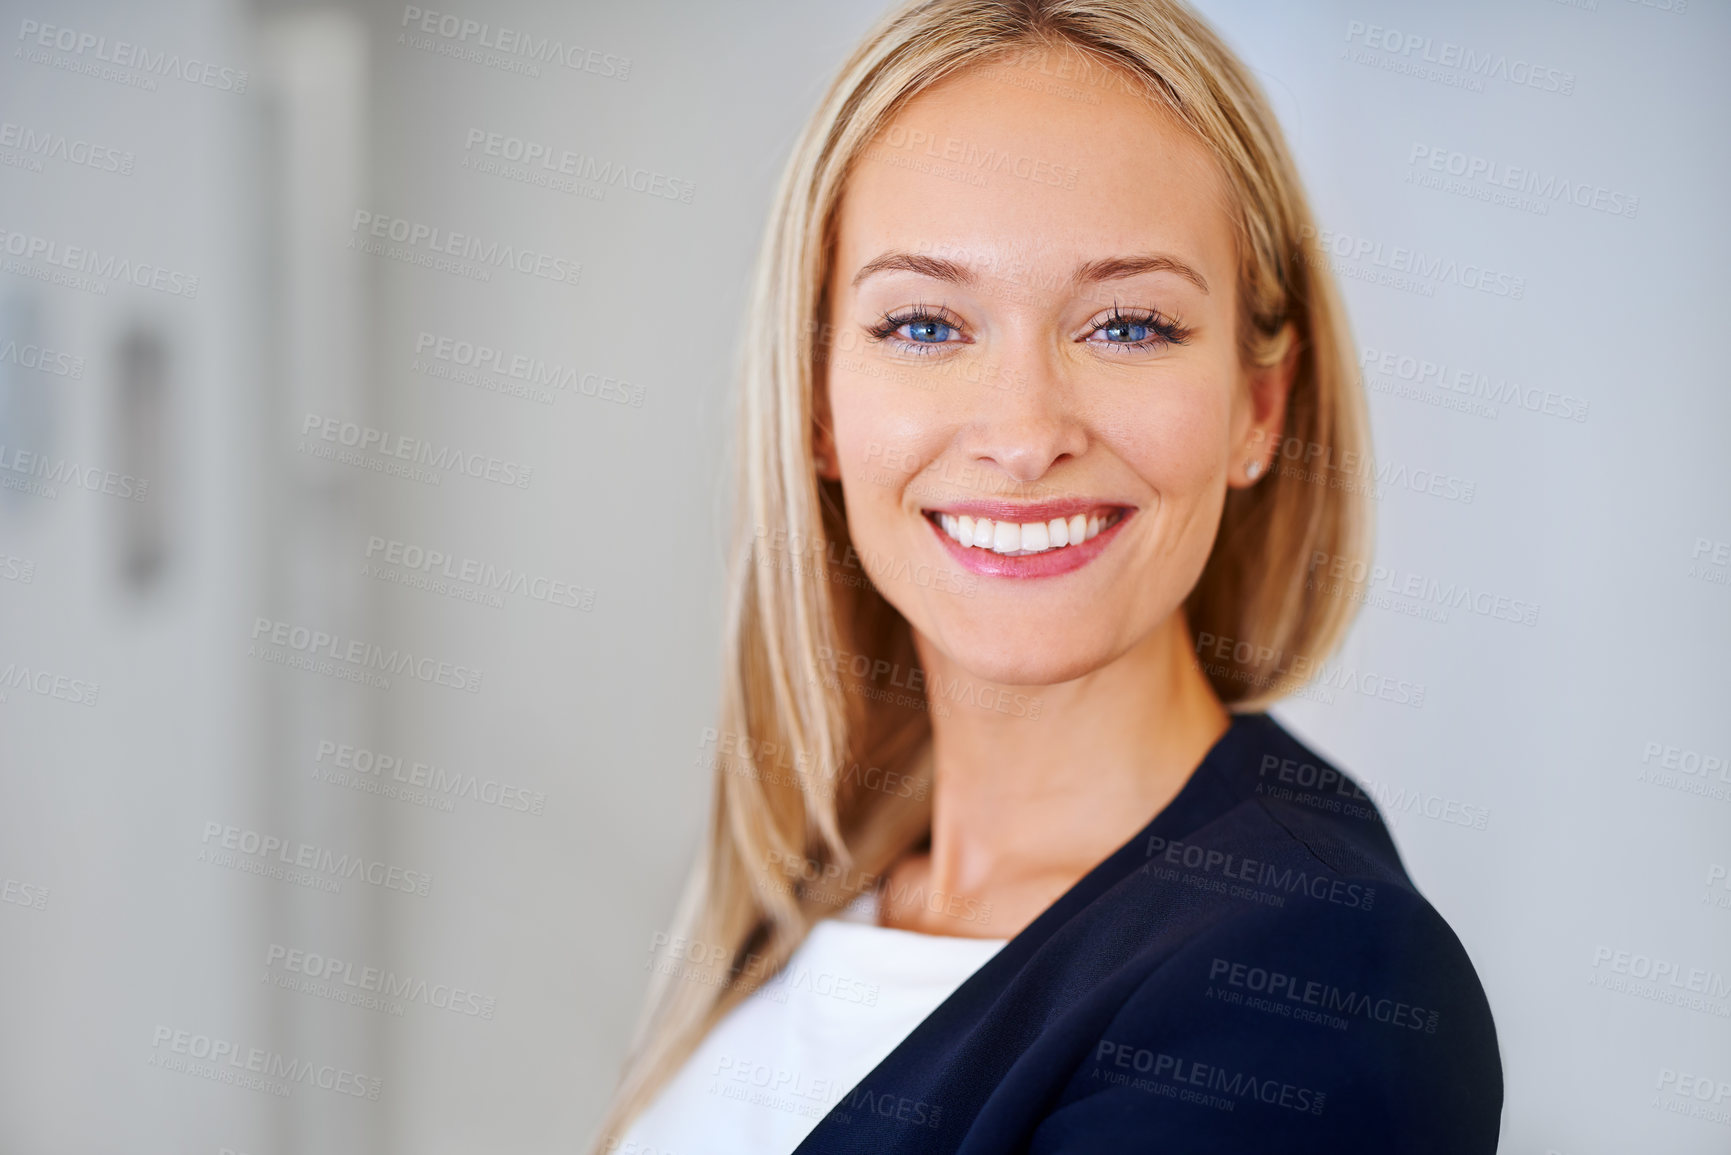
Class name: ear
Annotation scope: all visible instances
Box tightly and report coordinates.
[811,332,843,483]
[1228,322,1299,490]
[813,423,841,482]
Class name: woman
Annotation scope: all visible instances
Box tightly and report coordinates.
[597,1,1502,1151]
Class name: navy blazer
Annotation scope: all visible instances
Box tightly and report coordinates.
[792,711,1502,1153]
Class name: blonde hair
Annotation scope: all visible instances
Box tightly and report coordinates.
[588,0,1371,1146]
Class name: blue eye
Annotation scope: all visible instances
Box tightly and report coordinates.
[1086,308,1191,352]
[1101,320,1151,344]
[867,307,966,355]
[904,319,955,343]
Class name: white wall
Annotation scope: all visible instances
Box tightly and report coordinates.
[0,1,1724,1152]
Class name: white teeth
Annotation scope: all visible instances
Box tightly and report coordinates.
[934,510,1118,555]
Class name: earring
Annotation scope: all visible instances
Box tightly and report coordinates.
[1245,459,1263,481]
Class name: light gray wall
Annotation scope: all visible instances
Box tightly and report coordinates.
[0,1,1725,1153]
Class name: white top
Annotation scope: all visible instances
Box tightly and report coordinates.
[616,890,1010,1155]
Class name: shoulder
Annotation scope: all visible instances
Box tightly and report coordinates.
[1178,714,1498,1056]
[1030,716,1502,1152]
[1210,711,1414,883]
[1044,896,1501,1153]
[1130,713,1419,923]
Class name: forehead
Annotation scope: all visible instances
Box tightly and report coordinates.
[833,53,1236,293]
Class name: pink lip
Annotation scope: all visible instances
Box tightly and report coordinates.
[924,504,1134,579]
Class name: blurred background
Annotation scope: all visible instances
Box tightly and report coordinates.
[0,0,1726,1152]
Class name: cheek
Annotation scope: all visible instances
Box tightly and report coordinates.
[1107,375,1233,492]
[828,359,942,499]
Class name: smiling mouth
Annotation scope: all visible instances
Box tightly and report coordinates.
[924,507,1128,557]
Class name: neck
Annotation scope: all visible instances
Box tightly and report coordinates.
[906,612,1230,921]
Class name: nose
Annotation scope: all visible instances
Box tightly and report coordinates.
[955,352,1088,485]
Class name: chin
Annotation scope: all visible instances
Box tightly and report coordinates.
[925,627,1122,690]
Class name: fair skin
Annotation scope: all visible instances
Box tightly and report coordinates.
[815,55,1297,939]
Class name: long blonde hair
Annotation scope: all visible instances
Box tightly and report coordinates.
[589,0,1371,1146]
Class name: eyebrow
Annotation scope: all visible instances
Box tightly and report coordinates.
[849,251,1210,295]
